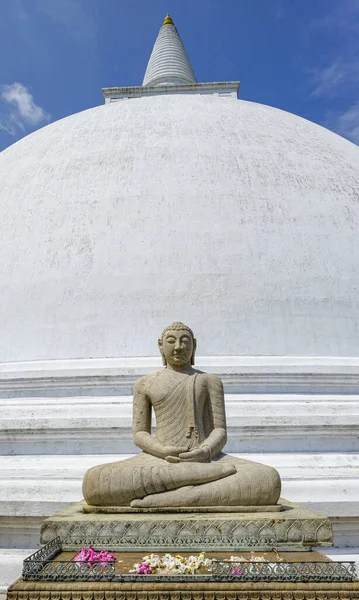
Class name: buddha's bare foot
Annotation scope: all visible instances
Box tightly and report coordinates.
[130,463,236,508]
[161,460,236,486]
[131,486,196,508]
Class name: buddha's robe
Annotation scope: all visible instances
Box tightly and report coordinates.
[83,372,281,508]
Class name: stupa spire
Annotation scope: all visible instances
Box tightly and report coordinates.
[143,14,196,87]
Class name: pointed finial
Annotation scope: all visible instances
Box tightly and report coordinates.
[162,14,174,26]
[143,14,196,86]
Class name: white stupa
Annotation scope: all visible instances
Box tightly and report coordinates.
[0,15,359,589]
[1,14,359,362]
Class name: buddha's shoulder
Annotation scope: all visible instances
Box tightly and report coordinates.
[196,371,223,388]
[133,371,162,393]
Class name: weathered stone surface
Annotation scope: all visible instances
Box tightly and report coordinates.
[83,504,283,514]
[83,324,281,510]
[40,499,333,551]
[7,577,359,600]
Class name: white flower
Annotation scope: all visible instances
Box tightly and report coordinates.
[129,552,213,575]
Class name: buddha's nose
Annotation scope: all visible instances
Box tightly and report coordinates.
[174,339,181,350]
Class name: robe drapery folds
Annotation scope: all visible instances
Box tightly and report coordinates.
[82,371,281,507]
[154,375,200,448]
[150,372,227,458]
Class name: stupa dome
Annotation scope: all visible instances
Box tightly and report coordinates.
[1,18,359,362]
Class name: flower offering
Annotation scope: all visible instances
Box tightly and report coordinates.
[130,552,212,575]
[73,546,116,567]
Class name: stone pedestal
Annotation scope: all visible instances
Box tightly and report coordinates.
[7,502,359,600]
[7,577,359,600]
[40,499,333,552]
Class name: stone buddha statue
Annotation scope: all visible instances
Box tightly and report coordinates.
[83,323,281,509]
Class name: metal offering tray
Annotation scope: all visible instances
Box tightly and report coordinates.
[23,538,357,584]
[211,558,357,583]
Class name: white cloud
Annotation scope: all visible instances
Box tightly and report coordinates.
[0,83,50,137]
[308,2,359,99]
[310,59,359,99]
[306,2,359,145]
[326,102,359,146]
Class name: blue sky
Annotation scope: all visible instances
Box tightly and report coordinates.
[0,0,358,151]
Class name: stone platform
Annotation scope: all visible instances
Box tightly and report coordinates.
[40,499,333,552]
[7,578,359,600]
[6,548,359,600]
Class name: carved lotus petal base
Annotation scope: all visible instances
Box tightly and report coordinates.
[40,499,333,552]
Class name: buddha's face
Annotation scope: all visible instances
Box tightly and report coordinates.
[159,329,195,368]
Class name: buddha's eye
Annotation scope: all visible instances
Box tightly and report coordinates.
[165,336,176,343]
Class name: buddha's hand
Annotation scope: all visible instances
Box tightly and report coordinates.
[161,446,189,461]
[169,446,211,463]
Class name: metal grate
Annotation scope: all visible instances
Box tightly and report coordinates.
[22,538,116,582]
[22,539,357,583]
[211,559,357,583]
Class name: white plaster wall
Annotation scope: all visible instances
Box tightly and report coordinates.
[0,95,359,362]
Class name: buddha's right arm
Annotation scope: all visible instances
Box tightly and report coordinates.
[132,377,185,459]
[132,378,158,455]
[134,430,172,459]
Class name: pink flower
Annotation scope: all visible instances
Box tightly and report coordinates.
[97,549,115,567]
[86,546,97,566]
[231,567,243,576]
[136,562,152,574]
[73,546,116,567]
[74,547,88,562]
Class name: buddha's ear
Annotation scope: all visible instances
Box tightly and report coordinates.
[158,338,166,366]
[191,338,197,366]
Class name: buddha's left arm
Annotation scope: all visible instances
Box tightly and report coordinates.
[200,375,227,459]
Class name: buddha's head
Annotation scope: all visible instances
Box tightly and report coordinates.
[158,322,197,368]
